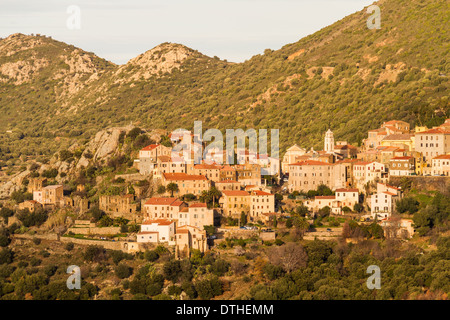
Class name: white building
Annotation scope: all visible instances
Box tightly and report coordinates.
[178,203,214,229]
[137,219,175,243]
[369,183,402,219]
[431,154,450,176]
[324,129,335,153]
[353,161,387,190]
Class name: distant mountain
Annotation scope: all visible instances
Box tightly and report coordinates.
[0,0,448,165]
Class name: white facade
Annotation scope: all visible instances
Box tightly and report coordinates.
[138,219,175,243]
[324,129,335,153]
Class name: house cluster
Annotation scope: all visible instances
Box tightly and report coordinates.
[24,178,90,214]
[133,130,279,222]
[283,119,450,221]
[135,198,215,256]
[18,119,447,249]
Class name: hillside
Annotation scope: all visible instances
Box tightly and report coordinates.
[0,0,448,170]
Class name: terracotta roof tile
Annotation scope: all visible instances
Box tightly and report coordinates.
[222,190,250,197]
[162,173,208,181]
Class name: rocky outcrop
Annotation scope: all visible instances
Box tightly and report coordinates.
[0,169,29,199]
[76,125,133,169]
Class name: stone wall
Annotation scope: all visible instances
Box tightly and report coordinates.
[13,233,60,241]
[259,231,276,241]
[114,173,148,182]
[67,226,121,235]
[60,236,124,250]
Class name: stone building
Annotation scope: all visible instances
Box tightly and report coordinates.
[99,194,138,218]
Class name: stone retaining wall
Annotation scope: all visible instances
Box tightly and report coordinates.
[67,226,121,235]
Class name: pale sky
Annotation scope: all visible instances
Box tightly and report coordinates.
[0,0,374,64]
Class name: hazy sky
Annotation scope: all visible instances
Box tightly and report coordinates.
[0,0,374,64]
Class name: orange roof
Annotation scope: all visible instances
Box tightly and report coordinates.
[335,188,359,193]
[141,144,160,151]
[222,190,250,197]
[178,225,203,231]
[368,128,387,133]
[194,164,222,170]
[157,155,172,162]
[251,190,273,196]
[290,160,332,166]
[433,154,450,160]
[379,183,401,190]
[353,161,373,166]
[43,185,63,189]
[380,147,400,152]
[144,197,179,206]
[220,165,236,171]
[384,125,402,132]
[142,219,174,226]
[391,156,413,160]
[417,128,450,135]
[162,173,208,181]
[315,196,336,200]
[384,120,408,125]
[189,203,207,208]
[122,194,134,198]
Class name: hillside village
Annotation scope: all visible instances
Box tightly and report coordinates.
[1,118,448,258]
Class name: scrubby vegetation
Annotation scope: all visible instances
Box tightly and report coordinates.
[0,0,448,173]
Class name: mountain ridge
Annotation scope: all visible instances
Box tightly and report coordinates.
[0,0,448,168]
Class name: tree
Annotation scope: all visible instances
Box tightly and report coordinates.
[353,203,363,213]
[16,208,48,227]
[88,207,106,222]
[304,240,333,267]
[268,243,308,273]
[166,183,179,197]
[204,225,216,237]
[83,245,107,262]
[293,216,310,236]
[157,185,166,195]
[115,263,133,279]
[65,242,74,251]
[317,184,333,196]
[194,276,223,300]
[209,187,221,208]
[144,250,159,262]
[163,260,182,282]
[295,204,309,217]
[240,212,248,226]
[127,127,141,140]
[0,207,14,224]
[0,248,13,264]
[318,206,331,218]
[97,215,113,227]
[396,197,419,214]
